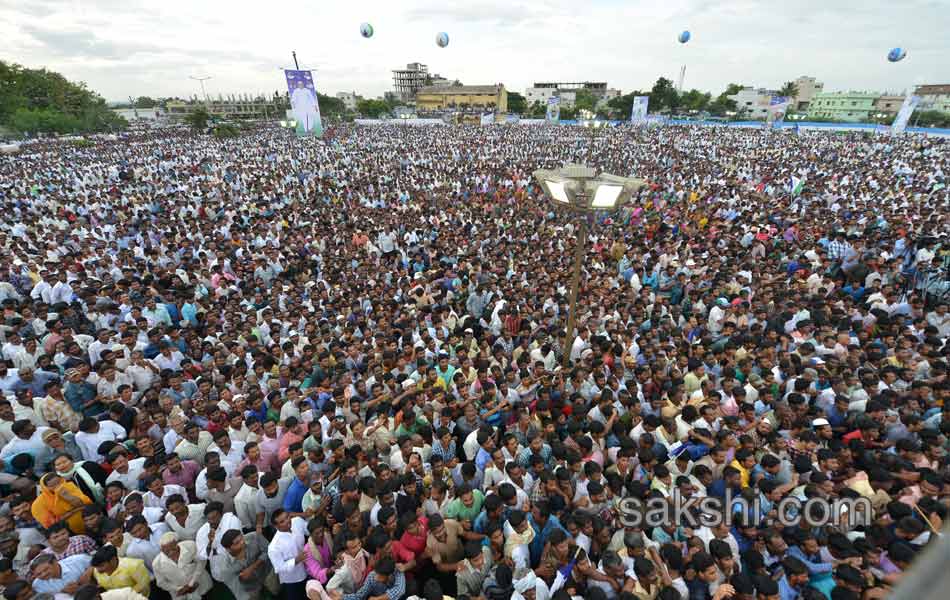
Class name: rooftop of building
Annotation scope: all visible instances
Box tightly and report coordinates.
[416,85,504,95]
[531,82,607,89]
[915,84,950,94]
[812,91,880,97]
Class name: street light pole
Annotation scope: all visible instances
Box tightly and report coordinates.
[533,162,647,368]
[563,215,588,367]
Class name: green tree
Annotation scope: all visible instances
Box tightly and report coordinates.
[507,92,527,115]
[607,91,647,119]
[528,101,547,118]
[559,105,577,120]
[134,96,157,108]
[185,107,211,131]
[723,83,743,96]
[778,81,799,99]
[680,89,711,112]
[650,77,679,113]
[914,110,950,128]
[573,90,597,113]
[356,99,391,118]
[0,61,126,134]
[317,93,345,117]
[706,83,741,116]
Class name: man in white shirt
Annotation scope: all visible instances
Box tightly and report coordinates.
[0,421,54,473]
[87,330,114,367]
[105,452,146,490]
[207,432,245,472]
[233,465,262,532]
[164,497,207,542]
[267,509,308,596]
[125,515,167,574]
[50,273,74,305]
[151,343,185,372]
[12,388,44,427]
[195,453,235,501]
[569,329,591,364]
[75,417,127,461]
[142,476,187,510]
[707,299,728,334]
[196,503,242,561]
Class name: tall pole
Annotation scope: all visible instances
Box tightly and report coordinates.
[563,216,588,367]
[190,76,212,103]
[292,51,300,70]
[586,124,597,165]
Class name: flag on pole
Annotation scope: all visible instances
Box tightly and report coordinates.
[790,175,805,196]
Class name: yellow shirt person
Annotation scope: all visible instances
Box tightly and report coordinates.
[94,553,151,597]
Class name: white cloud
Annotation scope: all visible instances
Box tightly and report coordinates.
[0,0,945,101]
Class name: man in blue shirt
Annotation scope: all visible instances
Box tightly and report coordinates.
[282,457,310,513]
[472,493,505,535]
[12,367,57,397]
[528,501,569,567]
[778,557,809,600]
[474,429,494,472]
[30,552,92,595]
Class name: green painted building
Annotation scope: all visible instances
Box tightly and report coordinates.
[806,91,878,122]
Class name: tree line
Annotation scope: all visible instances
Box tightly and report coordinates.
[0,61,128,135]
[513,79,808,120]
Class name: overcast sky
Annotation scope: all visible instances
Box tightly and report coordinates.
[1,0,946,102]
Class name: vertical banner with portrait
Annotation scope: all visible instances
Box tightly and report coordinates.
[767,96,790,129]
[630,96,649,123]
[546,97,560,123]
[284,69,323,137]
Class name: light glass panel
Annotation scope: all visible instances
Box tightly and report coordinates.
[591,184,622,208]
[548,181,570,203]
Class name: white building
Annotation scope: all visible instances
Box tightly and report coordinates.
[792,76,824,110]
[727,87,778,119]
[336,92,360,111]
[558,91,577,109]
[914,84,950,113]
[525,86,557,107]
[525,82,616,110]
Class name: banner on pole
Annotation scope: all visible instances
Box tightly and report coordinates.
[284,69,323,137]
[891,95,920,135]
[546,97,560,123]
[480,112,495,126]
[630,96,649,123]
[767,96,790,129]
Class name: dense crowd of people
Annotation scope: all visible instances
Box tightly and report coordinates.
[0,121,946,600]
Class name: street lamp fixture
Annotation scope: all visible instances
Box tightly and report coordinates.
[533,163,648,367]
